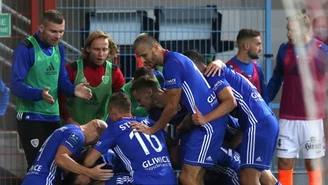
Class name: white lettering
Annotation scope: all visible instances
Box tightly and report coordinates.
[29,165,42,172]
[142,156,170,169]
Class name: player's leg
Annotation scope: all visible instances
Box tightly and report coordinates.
[17,119,51,170]
[260,170,282,185]
[180,118,226,185]
[300,119,325,185]
[239,115,279,185]
[180,164,204,185]
[276,119,302,185]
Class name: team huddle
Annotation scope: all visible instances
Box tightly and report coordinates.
[10,9,328,185]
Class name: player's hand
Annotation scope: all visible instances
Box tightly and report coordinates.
[42,87,55,104]
[88,163,114,181]
[74,83,92,100]
[130,121,153,135]
[204,59,226,77]
[191,106,207,125]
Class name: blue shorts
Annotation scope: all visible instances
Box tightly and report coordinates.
[204,146,240,185]
[183,116,227,168]
[239,114,279,171]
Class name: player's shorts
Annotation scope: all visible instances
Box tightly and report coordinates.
[183,115,227,168]
[204,146,240,185]
[239,114,279,171]
[276,119,325,159]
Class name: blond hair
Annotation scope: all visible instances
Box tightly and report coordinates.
[81,30,119,61]
[286,13,311,30]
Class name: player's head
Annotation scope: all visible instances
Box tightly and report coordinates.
[132,33,164,68]
[236,28,262,60]
[81,30,119,66]
[39,9,65,46]
[130,76,163,111]
[132,66,155,82]
[286,13,311,44]
[312,16,328,42]
[183,49,207,73]
[82,119,108,146]
[108,92,132,122]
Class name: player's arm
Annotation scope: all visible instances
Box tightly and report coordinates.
[57,45,76,96]
[265,44,285,103]
[55,145,112,181]
[59,63,78,124]
[84,148,103,168]
[10,42,44,101]
[193,86,236,125]
[152,88,181,133]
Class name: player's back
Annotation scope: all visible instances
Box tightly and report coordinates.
[22,124,84,185]
[164,51,219,115]
[110,117,176,185]
[206,67,273,129]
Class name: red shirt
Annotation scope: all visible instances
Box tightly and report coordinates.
[59,60,125,120]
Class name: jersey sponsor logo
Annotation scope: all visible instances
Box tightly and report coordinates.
[44,62,57,75]
[65,132,81,148]
[26,164,43,175]
[102,76,109,84]
[30,138,39,148]
[166,78,176,85]
[212,80,224,92]
[207,92,218,107]
[250,92,264,102]
[142,155,171,170]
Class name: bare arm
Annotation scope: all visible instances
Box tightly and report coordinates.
[55,145,112,181]
[192,86,237,124]
[149,88,182,134]
[83,148,103,168]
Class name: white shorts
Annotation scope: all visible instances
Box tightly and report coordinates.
[275,119,325,159]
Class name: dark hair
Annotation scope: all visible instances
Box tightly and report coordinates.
[130,76,159,94]
[236,29,261,45]
[132,33,158,52]
[108,92,131,113]
[133,67,154,79]
[183,49,205,66]
[41,9,65,25]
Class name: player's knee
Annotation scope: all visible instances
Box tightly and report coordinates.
[278,158,295,170]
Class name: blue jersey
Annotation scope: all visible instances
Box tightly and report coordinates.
[21,124,85,185]
[94,117,176,185]
[163,51,220,116]
[206,67,273,130]
[10,31,75,122]
[0,78,9,116]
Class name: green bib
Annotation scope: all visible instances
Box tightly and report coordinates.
[66,59,112,124]
[121,81,149,117]
[121,75,161,117]
[16,36,60,115]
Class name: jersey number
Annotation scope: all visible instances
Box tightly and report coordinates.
[129,131,163,155]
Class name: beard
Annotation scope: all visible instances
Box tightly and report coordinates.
[248,52,259,60]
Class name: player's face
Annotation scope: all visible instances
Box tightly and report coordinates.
[286,22,305,45]
[86,38,110,66]
[313,17,328,41]
[39,21,65,46]
[133,89,153,111]
[247,36,262,60]
[134,44,161,68]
